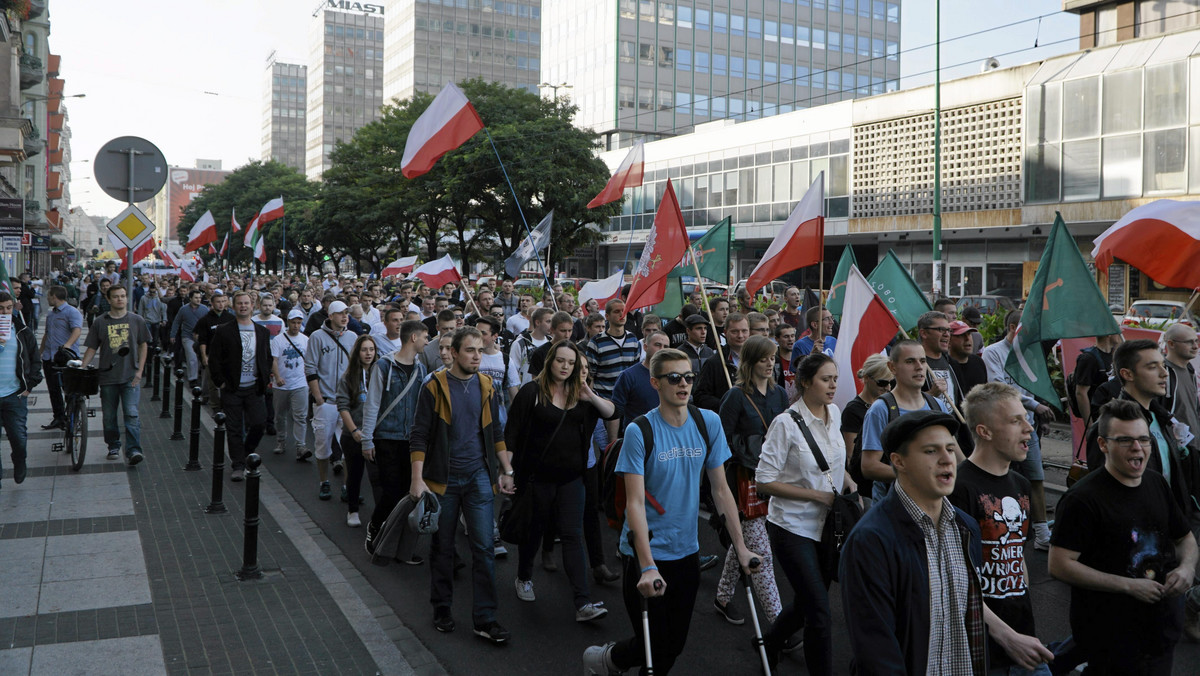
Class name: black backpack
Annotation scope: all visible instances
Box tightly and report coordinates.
[849,391,943,480]
[600,404,714,529]
[1066,346,1104,420]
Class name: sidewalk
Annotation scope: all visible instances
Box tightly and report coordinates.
[0,353,444,675]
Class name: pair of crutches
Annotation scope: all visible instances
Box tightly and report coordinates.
[714,512,772,676]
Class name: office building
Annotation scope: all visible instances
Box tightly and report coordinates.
[381,0,542,103]
[542,0,901,149]
[305,8,385,179]
[262,60,307,173]
[1067,0,1200,48]
[138,161,230,245]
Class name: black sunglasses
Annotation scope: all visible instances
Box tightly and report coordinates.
[875,379,896,388]
[655,372,697,385]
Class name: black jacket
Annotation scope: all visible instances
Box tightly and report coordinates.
[207,321,272,395]
[693,354,735,412]
[8,321,42,393]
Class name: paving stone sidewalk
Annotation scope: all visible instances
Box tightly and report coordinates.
[0,352,441,675]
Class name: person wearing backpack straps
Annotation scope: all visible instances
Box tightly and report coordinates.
[304,300,358,501]
[840,353,893,507]
[712,336,787,628]
[583,348,761,676]
[861,340,958,503]
[1070,332,1120,426]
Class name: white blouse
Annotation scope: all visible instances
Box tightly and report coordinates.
[755,401,846,541]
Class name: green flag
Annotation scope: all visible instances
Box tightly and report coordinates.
[0,256,11,295]
[670,217,731,284]
[866,250,932,331]
[1005,213,1120,410]
[653,276,685,321]
[825,245,858,318]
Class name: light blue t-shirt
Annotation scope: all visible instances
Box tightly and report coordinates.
[0,335,19,397]
[616,407,731,561]
[1149,417,1171,483]
[861,394,949,502]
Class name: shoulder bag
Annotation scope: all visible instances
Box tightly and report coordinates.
[787,409,862,583]
[498,404,569,545]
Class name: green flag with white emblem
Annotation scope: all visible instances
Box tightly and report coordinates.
[670,217,730,284]
[825,245,857,318]
[866,249,931,331]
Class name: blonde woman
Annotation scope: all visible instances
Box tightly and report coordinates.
[840,353,893,502]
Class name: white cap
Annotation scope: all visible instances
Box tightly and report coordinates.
[287,309,305,321]
[328,300,349,314]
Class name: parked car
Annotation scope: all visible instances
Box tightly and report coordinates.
[732,279,788,304]
[1123,300,1199,328]
[956,295,1017,316]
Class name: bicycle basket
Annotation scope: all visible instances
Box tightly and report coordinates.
[62,367,100,397]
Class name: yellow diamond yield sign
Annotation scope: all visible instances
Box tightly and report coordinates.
[105,204,156,249]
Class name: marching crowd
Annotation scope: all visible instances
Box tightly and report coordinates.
[4,259,1200,676]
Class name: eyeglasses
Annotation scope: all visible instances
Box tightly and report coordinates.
[490,312,504,318]
[1102,435,1153,449]
[875,379,896,388]
[654,372,697,386]
[923,326,952,334]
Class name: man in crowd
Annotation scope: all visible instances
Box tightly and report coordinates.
[475,316,508,425]
[934,297,958,319]
[0,292,41,485]
[585,299,641,438]
[791,306,835,360]
[612,330,671,433]
[1050,399,1198,674]
[370,306,405,357]
[1072,332,1121,425]
[39,285,82,430]
[410,327,513,644]
[1162,324,1200,440]
[947,320,987,399]
[679,314,714,374]
[303,293,336,336]
[706,297,730,349]
[841,410,986,675]
[169,288,207,386]
[780,286,803,329]
[497,278,519,319]
[662,304,698,349]
[506,293,535,336]
[304,300,357,500]
[209,291,271,482]
[775,323,797,399]
[421,309,459,373]
[80,285,150,466]
[297,288,320,323]
[746,312,770,339]
[962,306,985,353]
[918,311,960,410]
[271,309,311,460]
[507,307,553,400]
[527,310,574,379]
[694,313,749,412]
[196,291,235,414]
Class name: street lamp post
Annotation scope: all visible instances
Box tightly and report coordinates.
[538,82,572,103]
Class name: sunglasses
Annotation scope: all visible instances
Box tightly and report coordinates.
[655,372,697,386]
[875,379,896,388]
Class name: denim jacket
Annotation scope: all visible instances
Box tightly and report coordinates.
[360,352,426,451]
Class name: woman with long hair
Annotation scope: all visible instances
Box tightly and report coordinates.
[713,335,787,626]
[756,353,857,675]
[336,334,377,528]
[840,353,893,503]
[505,339,617,622]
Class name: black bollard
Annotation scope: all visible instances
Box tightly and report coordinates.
[150,348,161,401]
[159,355,173,418]
[184,386,203,471]
[236,453,264,581]
[171,368,185,440]
[205,412,228,514]
[144,347,156,389]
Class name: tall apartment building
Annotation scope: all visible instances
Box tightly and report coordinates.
[381,0,542,103]
[305,8,385,179]
[541,0,901,149]
[262,60,307,173]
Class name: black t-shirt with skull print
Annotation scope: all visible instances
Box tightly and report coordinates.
[949,459,1036,668]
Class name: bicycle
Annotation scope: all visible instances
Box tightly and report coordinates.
[52,361,99,471]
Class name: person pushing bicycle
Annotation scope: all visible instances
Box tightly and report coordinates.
[80,284,151,467]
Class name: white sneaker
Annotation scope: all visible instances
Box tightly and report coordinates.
[514,577,535,602]
[347,512,361,527]
[582,642,620,675]
[575,602,608,623]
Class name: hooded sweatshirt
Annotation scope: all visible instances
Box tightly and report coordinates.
[303,321,358,400]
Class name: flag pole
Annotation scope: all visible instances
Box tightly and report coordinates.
[690,255,732,390]
[482,127,557,311]
[458,276,479,317]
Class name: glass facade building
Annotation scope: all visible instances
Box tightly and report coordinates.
[541,0,901,148]
[262,61,307,173]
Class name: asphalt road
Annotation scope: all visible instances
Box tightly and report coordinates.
[260,425,1199,676]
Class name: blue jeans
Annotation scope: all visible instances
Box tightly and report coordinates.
[990,664,1053,676]
[0,392,28,475]
[100,384,141,457]
[766,522,833,676]
[429,465,497,627]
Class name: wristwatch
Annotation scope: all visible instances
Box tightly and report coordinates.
[503,469,514,477]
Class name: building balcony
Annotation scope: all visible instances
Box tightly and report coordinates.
[46,53,58,77]
[19,53,42,90]
[25,199,40,217]
[24,123,40,158]
[47,129,57,152]
[47,148,61,165]
[48,112,61,132]
[0,116,32,163]
[27,0,44,20]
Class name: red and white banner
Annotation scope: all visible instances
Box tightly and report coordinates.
[231,208,242,233]
[110,234,155,270]
[626,179,690,310]
[218,234,229,257]
[408,254,462,289]
[578,270,625,308]
[1092,199,1200,290]
[832,264,901,411]
[258,197,284,224]
[587,140,645,209]
[747,172,824,297]
[183,210,217,253]
[401,82,484,179]
[382,255,418,278]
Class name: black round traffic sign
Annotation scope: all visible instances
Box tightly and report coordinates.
[93,136,168,203]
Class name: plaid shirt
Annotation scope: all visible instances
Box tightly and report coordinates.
[895,484,986,676]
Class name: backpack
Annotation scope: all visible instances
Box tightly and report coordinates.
[1066,346,1103,420]
[601,404,714,530]
[849,391,942,480]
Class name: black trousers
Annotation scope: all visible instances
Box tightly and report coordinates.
[42,360,64,420]
[221,385,266,470]
[611,552,700,675]
[340,429,365,513]
[582,464,606,568]
[367,439,411,530]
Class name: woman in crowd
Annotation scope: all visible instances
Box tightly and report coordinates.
[756,353,855,675]
[336,334,377,528]
[505,339,617,622]
[713,335,787,627]
[839,353,892,503]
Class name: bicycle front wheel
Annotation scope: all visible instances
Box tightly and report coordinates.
[70,395,88,471]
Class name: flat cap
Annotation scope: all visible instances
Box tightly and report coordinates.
[882,410,959,453]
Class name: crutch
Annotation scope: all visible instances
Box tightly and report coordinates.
[628,530,664,675]
[720,512,770,676]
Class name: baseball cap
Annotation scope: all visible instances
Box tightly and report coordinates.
[949,320,976,336]
[961,306,983,324]
[685,314,710,328]
[328,300,349,314]
[882,410,960,454]
[287,309,305,321]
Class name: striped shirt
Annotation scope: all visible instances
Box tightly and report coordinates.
[585,328,642,398]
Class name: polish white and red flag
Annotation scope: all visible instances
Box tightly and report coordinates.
[109,234,154,270]
[746,172,824,296]
[578,270,625,308]
[401,82,484,179]
[382,255,418,279]
[231,208,242,233]
[408,254,462,289]
[832,264,901,411]
[1092,199,1200,290]
[218,234,229,257]
[157,248,181,268]
[258,197,284,224]
[587,140,645,209]
[183,210,217,253]
[625,179,690,310]
[178,260,197,282]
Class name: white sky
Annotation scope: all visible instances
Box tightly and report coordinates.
[55,0,1077,221]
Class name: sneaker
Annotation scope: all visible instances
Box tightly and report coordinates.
[340,484,349,503]
[542,550,558,572]
[332,459,344,475]
[592,564,619,584]
[699,554,720,571]
[433,607,455,633]
[582,642,620,676]
[347,512,361,527]
[40,418,65,430]
[126,451,144,467]
[318,481,332,501]
[398,554,424,566]
[13,459,26,484]
[494,541,508,559]
[230,468,245,482]
[575,602,608,623]
[714,598,745,625]
[296,449,313,462]
[106,449,120,460]
[273,446,285,455]
[473,621,510,645]
[514,577,535,602]
[781,634,804,653]
[364,522,380,556]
